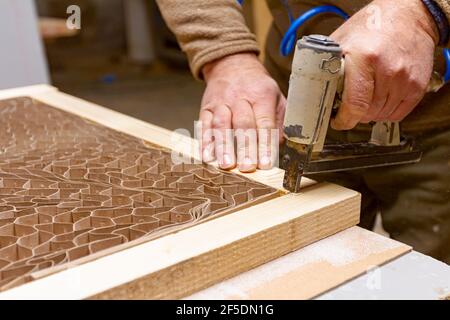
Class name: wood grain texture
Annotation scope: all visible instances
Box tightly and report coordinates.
[0,85,361,299]
[0,84,56,100]
[188,227,411,300]
[0,184,360,299]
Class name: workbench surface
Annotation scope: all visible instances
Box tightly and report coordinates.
[319,251,449,300]
[188,227,450,300]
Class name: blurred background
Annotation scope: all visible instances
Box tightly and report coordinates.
[1,0,271,134]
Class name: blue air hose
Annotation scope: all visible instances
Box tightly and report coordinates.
[444,48,450,83]
[279,5,349,56]
[236,1,450,84]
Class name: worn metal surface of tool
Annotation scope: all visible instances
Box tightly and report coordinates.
[281,35,445,193]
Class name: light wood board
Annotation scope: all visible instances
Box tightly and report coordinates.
[188,227,411,300]
[0,85,364,299]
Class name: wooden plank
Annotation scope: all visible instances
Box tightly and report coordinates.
[0,84,56,100]
[0,85,361,299]
[188,227,411,300]
[0,183,360,299]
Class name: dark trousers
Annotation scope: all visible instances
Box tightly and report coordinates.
[307,127,450,263]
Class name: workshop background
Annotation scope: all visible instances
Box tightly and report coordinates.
[38,0,203,134]
[0,0,270,135]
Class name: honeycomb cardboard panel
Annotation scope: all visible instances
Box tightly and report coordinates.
[0,97,278,291]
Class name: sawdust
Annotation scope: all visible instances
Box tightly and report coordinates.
[188,227,406,300]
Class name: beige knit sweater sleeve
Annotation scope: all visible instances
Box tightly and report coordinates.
[435,0,450,46]
[156,0,260,80]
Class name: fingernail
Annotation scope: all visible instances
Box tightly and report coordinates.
[245,157,254,165]
[203,148,212,162]
[259,156,272,169]
[220,153,233,168]
[239,157,256,172]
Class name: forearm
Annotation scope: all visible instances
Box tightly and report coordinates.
[156,0,260,80]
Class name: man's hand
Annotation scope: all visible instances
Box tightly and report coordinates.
[330,0,439,130]
[199,53,286,172]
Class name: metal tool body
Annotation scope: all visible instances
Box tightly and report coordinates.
[281,35,439,192]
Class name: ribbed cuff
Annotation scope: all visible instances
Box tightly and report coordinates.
[422,0,450,46]
[191,41,260,81]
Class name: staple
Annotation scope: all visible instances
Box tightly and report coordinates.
[0,97,277,291]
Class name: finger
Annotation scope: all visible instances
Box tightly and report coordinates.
[199,109,215,162]
[361,72,390,123]
[331,55,375,130]
[373,75,410,121]
[388,89,425,121]
[212,104,235,170]
[253,95,278,170]
[257,128,277,170]
[231,99,257,172]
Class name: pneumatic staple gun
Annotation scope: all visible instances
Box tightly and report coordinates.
[281,35,446,193]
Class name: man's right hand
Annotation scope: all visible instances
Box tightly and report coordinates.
[199,53,286,172]
[330,0,438,130]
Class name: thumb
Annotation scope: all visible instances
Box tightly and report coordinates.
[331,54,375,130]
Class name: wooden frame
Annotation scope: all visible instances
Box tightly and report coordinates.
[0,85,360,299]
